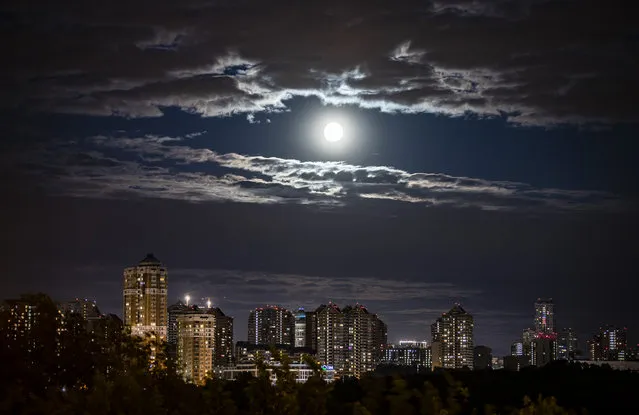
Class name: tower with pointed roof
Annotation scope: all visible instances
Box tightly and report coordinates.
[123,253,168,339]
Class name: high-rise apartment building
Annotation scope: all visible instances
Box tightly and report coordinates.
[294,307,307,347]
[588,326,627,361]
[247,305,294,346]
[557,328,578,360]
[305,310,318,352]
[1,295,65,364]
[534,298,555,334]
[342,304,386,376]
[123,253,168,339]
[313,302,386,377]
[167,301,189,347]
[177,307,233,385]
[315,302,344,370]
[431,304,474,369]
[530,337,554,367]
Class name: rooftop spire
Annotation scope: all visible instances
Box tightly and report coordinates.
[139,253,161,265]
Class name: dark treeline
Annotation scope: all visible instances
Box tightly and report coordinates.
[2,293,638,414]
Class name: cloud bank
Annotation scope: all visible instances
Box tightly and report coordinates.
[17,134,625,212]
[2,0,637,125]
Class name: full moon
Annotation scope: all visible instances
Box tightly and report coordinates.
[323,122,344,142]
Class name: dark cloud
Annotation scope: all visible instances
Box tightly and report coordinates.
[2,0,636,125]
[10,134,629,211]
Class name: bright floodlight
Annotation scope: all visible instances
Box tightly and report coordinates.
[185,295,190,306]
[206,299,212,308]
[323,122,344,142]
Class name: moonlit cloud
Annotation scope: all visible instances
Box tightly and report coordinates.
[2,0,636,126]
[14,133,626,212]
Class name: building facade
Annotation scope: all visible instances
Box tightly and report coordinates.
[248,305,294,346]
[177,307,233,385]
[315,303,344,372]
[342,304,386,377]
[167,301,189,346]
[588,326,628,361]
[314,302,386,377]
[216,362,335,383]
[431,304,474,369]
[123,253,168,339]
[557,328,578,360]
[294,307,307,347]
[383,344,431,370]
[534,298,555,334]
[473,345,492,370]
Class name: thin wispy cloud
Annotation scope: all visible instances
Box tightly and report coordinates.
[19,134,626,212]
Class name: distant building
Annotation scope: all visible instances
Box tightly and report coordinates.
[314,302,386,377]
[431,340,443,368]
[248,305,294,346]
[58,299,122,344]
[167,301,189,348]
[511,341,524,356]
[315,302,345,372]
[304,309,318,352]
[491,357,504,370]
[431,304,474,369]
[503,355,530,371]
[531,336,554,367]
[234,341,314,363]
[177,307,233,385]
[534,298,555,334]
[123,253,168,339]
[473,345,492,370]
[215,362,335,383]
[582,360,639,372]
[587,326,628,361]
[588,334,603,361]
[557,328,578,360]
[1,295,67,365]
[398,340,429,348]
[59,298,101,320]
[522,328,536,362]
[382,344,431,370]
[294,307,307,347]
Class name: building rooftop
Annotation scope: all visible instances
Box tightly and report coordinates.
[138,253,162,265]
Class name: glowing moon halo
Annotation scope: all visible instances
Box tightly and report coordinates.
[323,122,344,142]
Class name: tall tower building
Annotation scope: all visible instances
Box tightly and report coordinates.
[534,298,555,335]
[294,307,307,347]
[305,310,318,352]
[177,307,233,385]
[247,305,294,345]
[315,302,345,371]
[342,304,387,377]
[431,304,474,369]
[123,253,168,339]
[557,328,578,360]
[167,300,189,347]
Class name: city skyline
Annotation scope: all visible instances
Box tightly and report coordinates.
[6,252,635,358]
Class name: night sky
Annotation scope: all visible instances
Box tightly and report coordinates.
[1,0,638,356]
